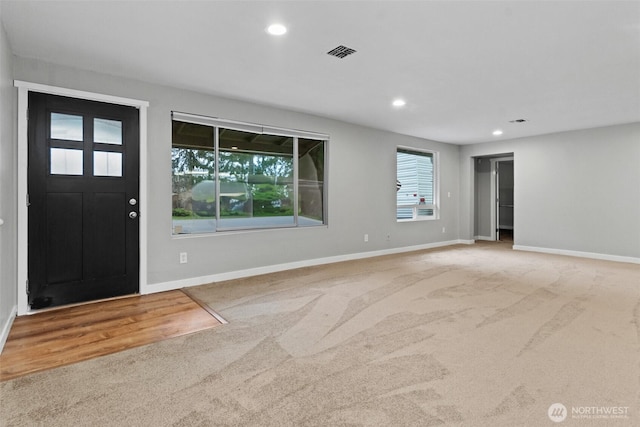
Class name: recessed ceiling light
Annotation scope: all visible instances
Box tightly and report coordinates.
[392,99,406,107]
[267,24,287,36]
[493,129,503,136]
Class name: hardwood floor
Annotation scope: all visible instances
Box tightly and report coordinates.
[0,290,223,381]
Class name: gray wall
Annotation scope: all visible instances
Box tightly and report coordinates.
[12,57,460,290]
[3,50,638,333]
[461,123,640,258]
[0,5,17,346]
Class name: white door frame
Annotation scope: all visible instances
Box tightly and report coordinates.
[490,157,514,241]
[14,81,149,315]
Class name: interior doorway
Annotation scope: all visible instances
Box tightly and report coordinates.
[473,154,514,242]
[494,158,514,242]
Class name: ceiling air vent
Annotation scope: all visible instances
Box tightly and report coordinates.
[327,45,357,59]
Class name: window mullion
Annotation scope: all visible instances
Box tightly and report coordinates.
[214,126,220,231]
[293,137,299,226]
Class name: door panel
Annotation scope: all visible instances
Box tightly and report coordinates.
[46,192,83,284]
[93,192,127,278]
[28,92,139,309]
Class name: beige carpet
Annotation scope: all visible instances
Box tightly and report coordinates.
[1,243,639,426]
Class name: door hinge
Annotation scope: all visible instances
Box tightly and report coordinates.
[26,194,30,207]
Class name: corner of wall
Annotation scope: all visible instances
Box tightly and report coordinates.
[0,7,19,352]
[0,305,17,353]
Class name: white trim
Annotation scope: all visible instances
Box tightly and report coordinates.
[17,86,28,315]
[513,245,640,265]
[0,305,17,354]
[490,156,514,241]
[14,81,149,315]
[138,107,149,295]
[13,81,148,108]
[171,110,329,140]
[474,235,494,241]
[468,157,476,243]
[489,159,498,241]
[144,240,472,294]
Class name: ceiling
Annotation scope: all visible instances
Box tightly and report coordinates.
[2,0,639,144]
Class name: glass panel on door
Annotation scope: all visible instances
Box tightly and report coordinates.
[94,118,123,145]
[94,151,123,177]
[51,113,83,141]
[50,148,83,175]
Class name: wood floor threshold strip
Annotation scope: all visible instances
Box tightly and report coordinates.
[181,287,228,324]
[0,290,223,382]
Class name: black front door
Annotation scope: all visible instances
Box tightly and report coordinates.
[28,93,140,309]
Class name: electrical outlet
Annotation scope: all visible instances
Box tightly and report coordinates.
[180,252,188,264]
[442,227,446,233]
[364,234,369,242]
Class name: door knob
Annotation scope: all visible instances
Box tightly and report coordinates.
[129,211,138,219]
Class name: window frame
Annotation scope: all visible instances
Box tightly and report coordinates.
[171,111,328,234]
[396,146,439,222]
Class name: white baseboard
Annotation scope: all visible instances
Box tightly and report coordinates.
[474,235,494,241]
[0,305,17,354]
[457,239,475,245]
[145,240,472,294]
[513,245,640,265]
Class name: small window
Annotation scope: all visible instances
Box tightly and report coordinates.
[396,148,438,221]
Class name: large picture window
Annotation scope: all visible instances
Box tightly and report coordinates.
[396,147,438,221]
[172,113,327,234]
